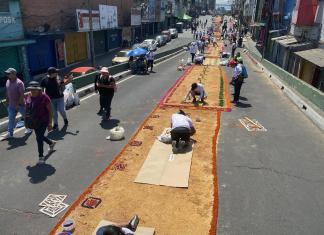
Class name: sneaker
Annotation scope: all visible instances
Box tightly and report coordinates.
[37,156,46,165]
[24,128,33,135]
[97,109,104,115]
[48,141,56,153]
[64,119,69,126]
[1,132,13,140]
[53,124,58,130]
[127,215,139,232]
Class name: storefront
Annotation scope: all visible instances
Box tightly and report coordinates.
[93,30,107,55]
[26,33,65,75]
[107,29,122,50]
[64,32,88,65]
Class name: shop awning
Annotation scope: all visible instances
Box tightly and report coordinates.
[295,48,324,68]
[179,14,192,21]
[0,39,35,48]
[250,22,266,27]
[277,37,298,47]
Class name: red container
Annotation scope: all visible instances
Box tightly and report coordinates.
[292,0,318,26]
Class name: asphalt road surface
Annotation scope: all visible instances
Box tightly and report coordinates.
[0,42,195,234]
[1,15,323,235]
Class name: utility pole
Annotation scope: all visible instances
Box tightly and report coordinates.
[88,0,96,67]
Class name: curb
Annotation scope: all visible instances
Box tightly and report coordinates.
[0,47,186,134]
[244,50,324,131]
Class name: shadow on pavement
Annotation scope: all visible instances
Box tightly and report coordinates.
[48,125,79,141]
[239,96,248,101]
[6,132,32,150]
[235,102,252,108]
[26,163,56,184]
[100,119,120,130]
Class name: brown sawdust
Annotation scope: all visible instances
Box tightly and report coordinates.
[165,65,223,108]
[52,107,219,235]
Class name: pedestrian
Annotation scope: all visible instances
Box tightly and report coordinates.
[231,42,237,58]
[195,31,199,40]
[96,67,117,120]
[1,68,33,139]
[231,57,248,104]
[170,110,196,150]
[94,69,104,114]
[25,81,56,164]
[41,67,72,130]
[189,42,198,63]
[146,49,155,73]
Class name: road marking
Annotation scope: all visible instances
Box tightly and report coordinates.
[239,117,267,132]
[1,50,187,137]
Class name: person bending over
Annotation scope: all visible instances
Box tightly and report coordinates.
[184,83,207,103]
[170,110,196,150]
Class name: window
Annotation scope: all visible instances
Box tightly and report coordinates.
[0,0,9,12]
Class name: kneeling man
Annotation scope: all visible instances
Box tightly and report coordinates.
[171,110,196,149]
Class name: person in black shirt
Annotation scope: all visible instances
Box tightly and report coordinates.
[96,67,117,120]
[40,67,72,130]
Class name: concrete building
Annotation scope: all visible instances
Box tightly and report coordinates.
[0,0,34,84]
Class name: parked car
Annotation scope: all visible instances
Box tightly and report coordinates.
[142,39,158,51]
[69,67,96,77]
[161,35,169,45]
[161,30,172,42]
[156,35,166,47]
[112,50,131,65]
[169,28,178,39]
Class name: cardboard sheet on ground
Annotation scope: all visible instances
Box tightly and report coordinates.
[92,220,155,235]
[134,129,194,188]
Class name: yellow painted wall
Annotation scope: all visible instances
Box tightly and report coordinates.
[300,60,316,84]
[65,32,88,64]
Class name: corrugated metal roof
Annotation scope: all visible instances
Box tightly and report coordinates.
[271,35,294,41]
[295,48,324,68]
[277,38,298,46]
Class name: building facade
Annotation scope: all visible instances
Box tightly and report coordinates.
[0,0,34,85]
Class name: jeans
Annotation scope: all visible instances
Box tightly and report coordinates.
[7,104,26,135]
[147,60,154,71]
[234,79,244,102]
[100,93,114,118]
[191,53,195,62]
[51,97,67,125]
[171,127,191,146]
[34,122,52,157]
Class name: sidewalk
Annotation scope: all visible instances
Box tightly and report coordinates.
[217,47,324,234]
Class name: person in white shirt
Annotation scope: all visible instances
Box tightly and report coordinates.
[145,49,155,73]
[170,110,196,149]
[189,42,198,63]
[184,83,207,103]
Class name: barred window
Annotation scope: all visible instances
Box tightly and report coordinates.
[0,0,9,12]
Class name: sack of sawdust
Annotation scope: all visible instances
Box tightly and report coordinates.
[157,128,172,143]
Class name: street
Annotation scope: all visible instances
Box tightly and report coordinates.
[0,14,324,235]
[0,39,193,234]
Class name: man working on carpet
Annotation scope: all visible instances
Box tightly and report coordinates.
[183,83,207,104]
[170,110,196,150]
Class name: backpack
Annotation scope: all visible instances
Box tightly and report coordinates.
[241,65,248,79]
[25,96,41,129]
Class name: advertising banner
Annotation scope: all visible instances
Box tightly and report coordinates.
[142,0,156,22]
[99,5,118,29]
[131,7,141,26]
[76,9,100,32]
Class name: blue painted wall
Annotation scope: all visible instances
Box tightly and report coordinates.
[0,0,24,41]
[284,0,296,23]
